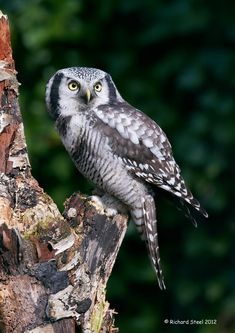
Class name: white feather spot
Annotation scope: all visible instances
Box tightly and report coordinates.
[136,126,146,136]
[175,183,182,191]
[149,234,154,242]
[116,123,125,135]
[150,147,164,159]
[160,184,171,191]
[95,110,105,120]
[136,172,146,178]
[146,128,154,136]
[129,131,139,144]
[168,177,176,185]
[143,137,154,148]
[108,118,116,128]
[147,222,152,231]
[147,177,154,182]
[130,122,141,131]
[160,133,166,143]
[181,187,188,195]
[174,192,182,197]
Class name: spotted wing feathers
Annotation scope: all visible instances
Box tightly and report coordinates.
[94,103,208,219]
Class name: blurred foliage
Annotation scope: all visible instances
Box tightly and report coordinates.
[0,0,234,332]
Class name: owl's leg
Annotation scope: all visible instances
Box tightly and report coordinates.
[90,191,128,217]
[131,195,166,290]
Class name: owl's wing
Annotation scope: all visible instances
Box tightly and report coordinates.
[94,103,207,218]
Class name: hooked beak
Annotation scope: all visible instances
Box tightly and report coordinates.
[83,89,91,104]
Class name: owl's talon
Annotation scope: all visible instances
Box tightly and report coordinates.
[89,195,119,217]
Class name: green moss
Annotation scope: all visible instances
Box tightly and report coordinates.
[90,292,108,333]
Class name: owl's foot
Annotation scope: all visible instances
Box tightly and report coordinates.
[89,194,128,217]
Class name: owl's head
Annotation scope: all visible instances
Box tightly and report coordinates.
[46,67,123,120]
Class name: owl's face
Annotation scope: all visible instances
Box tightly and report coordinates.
[46,67,123,120]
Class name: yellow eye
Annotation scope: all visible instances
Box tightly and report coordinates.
[94,82,102,92]
[68,81,80,91]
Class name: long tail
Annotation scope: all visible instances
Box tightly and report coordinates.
[142,195,166,290]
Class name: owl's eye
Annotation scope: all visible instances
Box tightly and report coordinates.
[68,81,80,91]
[94,82,102,92]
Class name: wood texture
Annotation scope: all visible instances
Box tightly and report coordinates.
[0,12,128,333]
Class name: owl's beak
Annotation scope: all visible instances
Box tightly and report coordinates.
[85,89,91,104]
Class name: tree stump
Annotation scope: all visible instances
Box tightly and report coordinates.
[0,11,128,333]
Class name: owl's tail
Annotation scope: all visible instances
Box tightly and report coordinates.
[131,195,166,290]
[142,195,166,290]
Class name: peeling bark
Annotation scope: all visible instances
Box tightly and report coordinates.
[0,12,128,333]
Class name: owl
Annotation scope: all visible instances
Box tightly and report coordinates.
[46,67,208,290]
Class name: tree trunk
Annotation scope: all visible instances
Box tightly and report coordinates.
[0,11,128,333]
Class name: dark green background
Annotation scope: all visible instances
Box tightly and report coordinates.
[1,1,234,332]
